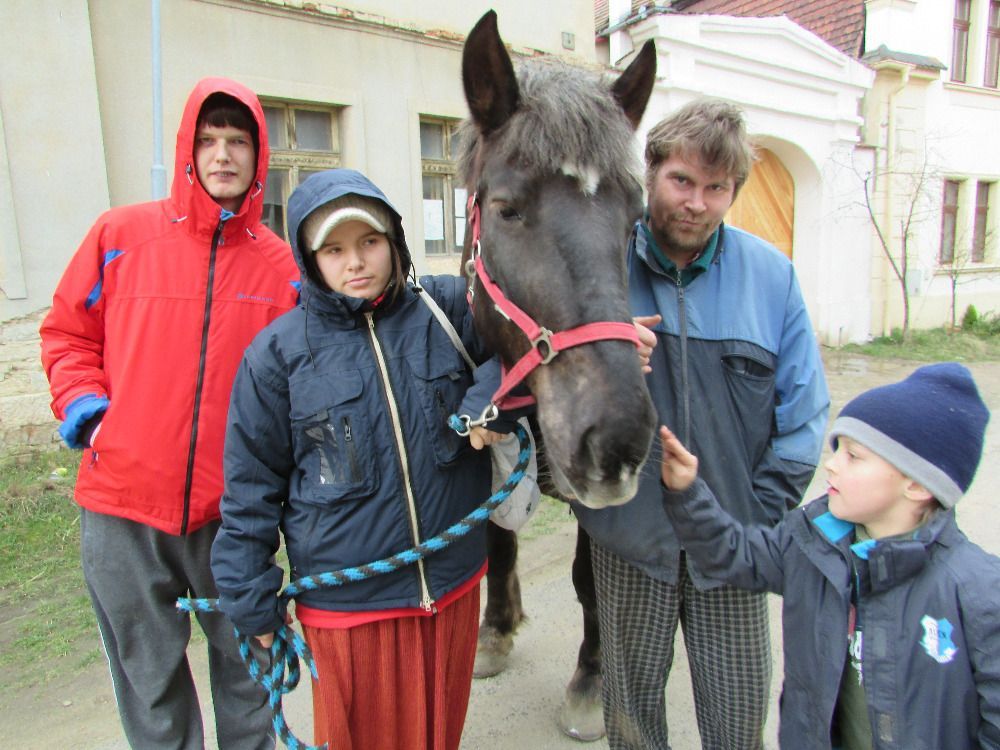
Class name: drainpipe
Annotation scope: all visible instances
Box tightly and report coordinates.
[880,65,910,336]
[150,0,167,199]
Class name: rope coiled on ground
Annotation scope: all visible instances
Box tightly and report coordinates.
[177,421,531,750]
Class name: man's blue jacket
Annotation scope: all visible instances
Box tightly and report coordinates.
[575,221,830,588]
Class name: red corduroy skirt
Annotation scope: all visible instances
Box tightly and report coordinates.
[302,586,480,750]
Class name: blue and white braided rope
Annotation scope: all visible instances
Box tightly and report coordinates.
[177,420,531,750]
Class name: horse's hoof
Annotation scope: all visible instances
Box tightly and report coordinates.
[556,669,606,741]
[473,627,513,678]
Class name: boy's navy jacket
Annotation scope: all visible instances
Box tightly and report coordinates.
[211,169,497,635]
[663,481,1000,749]
[575,222,829,587]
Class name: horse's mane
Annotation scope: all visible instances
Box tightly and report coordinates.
[457,57,642,191]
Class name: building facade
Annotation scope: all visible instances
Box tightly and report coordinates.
[599,0,1000,341]
[0,0,593,447]
[3,0,999,447]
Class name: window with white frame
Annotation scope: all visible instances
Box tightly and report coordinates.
[972,180,992,261]
[940,179,961,264]
[261,103,342,241]
[953,0,972,83]
[985,0,1000,87]
[950,0,1000,87]
[940,178,994,265]
[420,119,467,256]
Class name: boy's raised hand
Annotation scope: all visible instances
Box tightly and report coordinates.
[659,425,698,492]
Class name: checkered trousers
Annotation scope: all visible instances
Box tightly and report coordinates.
[591,541,771,750]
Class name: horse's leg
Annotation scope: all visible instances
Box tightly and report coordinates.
[557,523,606,741]
[474,521,524,678]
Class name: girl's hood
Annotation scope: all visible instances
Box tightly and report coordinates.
[287,169,412,298]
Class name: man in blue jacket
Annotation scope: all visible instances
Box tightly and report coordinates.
[573,97,830,749]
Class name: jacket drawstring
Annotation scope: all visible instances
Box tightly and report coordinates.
[304,294,317,369]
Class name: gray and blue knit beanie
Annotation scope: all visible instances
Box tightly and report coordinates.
[828,362,989,509]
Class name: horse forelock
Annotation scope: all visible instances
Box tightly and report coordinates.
[457,58,641,194]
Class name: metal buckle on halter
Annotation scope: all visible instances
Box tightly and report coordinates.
[531,327,558,364]
[465,240,481,279]
[465,241,481,306]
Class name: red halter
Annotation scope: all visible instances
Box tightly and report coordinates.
[465,194,640,410]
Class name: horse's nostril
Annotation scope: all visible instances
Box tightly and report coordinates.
[577,424,645,483]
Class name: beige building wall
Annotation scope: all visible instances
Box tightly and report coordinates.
[0,0,594,448]
[3,0,594,325]
[0,0,110,321]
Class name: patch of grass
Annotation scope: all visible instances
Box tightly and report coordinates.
[0,448,100,684]
[518,494,575,542]
[840,327,1000,361]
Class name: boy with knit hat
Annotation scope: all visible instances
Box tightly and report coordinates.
[656,363,1000,749]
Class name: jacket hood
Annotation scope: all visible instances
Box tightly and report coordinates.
[287,169,412,309]
[170,77,270,236]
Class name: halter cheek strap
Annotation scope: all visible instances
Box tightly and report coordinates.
[465,194,641,410]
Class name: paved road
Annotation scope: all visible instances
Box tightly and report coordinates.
[9,356,1000,749]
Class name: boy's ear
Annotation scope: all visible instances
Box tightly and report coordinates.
[903,479,934,503]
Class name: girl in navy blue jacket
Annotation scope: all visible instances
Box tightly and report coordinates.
[211,169,503,750]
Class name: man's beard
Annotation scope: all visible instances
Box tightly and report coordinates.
[654,214,713,256]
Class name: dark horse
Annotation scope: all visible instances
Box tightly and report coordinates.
[458,12,657,741]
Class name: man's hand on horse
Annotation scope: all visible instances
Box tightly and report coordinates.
[469,425,504,450]
[633,314,661,373]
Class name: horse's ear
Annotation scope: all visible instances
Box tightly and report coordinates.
[463,10,520,135]
[610,40,656,130]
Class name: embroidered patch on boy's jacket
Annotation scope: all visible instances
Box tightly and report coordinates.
[919,615,958,664]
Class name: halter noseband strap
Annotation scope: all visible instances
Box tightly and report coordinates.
[465,194,640,410]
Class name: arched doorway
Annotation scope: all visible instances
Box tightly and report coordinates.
[725,147,794,259]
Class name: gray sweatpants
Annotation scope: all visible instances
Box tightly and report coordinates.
[80,508,274,750]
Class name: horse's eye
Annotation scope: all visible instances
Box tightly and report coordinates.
[497,205,521,221]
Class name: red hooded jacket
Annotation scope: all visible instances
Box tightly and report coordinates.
[40,78,300,535]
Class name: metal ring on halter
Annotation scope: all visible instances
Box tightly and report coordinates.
[531,327,558,364]
[465,240,482,279]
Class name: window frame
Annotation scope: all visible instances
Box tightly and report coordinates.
[952,0,972,83]
[940,178,962,265]
[419,117,467,257]
[985,0,1000,88]
[972,180,992,262]
[260,101,342,242]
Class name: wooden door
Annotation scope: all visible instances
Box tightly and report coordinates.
[725,148,794,259]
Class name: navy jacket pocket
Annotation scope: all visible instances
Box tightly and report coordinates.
[289,370,378,504]
[406,351,471,467]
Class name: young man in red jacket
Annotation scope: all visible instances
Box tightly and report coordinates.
[40,77,300,749]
